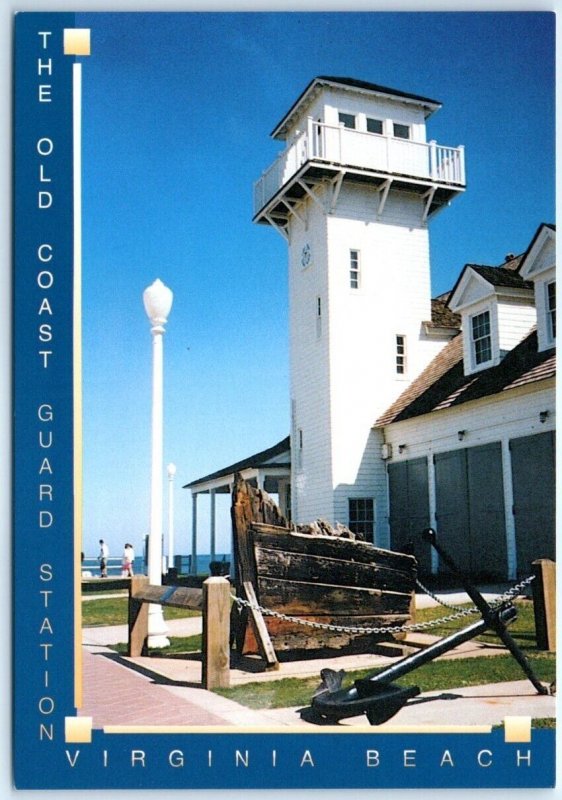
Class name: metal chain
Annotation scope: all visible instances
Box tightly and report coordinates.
[415,574,536,614]
[230,574,536,636]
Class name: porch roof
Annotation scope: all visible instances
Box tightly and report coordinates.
[184,436,291,495]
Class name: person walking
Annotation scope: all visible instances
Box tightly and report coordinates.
[98,539,109,578]
[122,543,135,577]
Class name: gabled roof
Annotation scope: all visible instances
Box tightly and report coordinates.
[376,328,555,427]
[467,265,533,290]
[184,436,290,489]
[518,223,556,279]
[271,76,441,139]
[447,254,531,312]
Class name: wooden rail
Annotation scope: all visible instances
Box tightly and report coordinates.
[127,575,231,688]
[532,559,556,652]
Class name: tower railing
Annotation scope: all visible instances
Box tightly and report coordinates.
[253,120,465,217]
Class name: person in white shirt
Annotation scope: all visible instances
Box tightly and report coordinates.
[122,543,135,577]
[98,539,109,578]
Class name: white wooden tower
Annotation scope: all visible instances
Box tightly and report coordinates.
[253,76,466,540]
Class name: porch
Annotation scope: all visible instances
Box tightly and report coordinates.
[253,119,465,226]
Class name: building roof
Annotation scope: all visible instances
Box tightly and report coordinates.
[271,76,442,139]
[375,328,555,427]
[427,294,461,329]
[467,264,533,290]
[184,436,290,489]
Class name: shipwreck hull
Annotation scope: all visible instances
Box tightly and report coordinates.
[231,476,417,654]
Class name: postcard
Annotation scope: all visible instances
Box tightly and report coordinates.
[12,9,556,791]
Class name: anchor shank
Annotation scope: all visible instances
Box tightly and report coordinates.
[366,615,491,688]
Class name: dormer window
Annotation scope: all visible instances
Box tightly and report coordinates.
[546,281,556,341]
[471,310,492,366]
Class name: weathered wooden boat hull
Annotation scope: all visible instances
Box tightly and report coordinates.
[231,476,417,654]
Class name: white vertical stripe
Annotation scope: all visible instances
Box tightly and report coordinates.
[72,62,83,709]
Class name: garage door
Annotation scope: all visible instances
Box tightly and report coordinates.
[388,457,431,574]
[434,442,507,578]
[510,431,555,575]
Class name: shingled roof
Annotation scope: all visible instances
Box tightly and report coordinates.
[184,436,290,489]
[427,294,461,329]
[376,329,555,427]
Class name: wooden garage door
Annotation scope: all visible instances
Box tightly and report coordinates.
[434,443,507,578]
[388,457,431,574]
[510,431,555,575]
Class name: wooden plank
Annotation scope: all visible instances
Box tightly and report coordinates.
[128,575,149,657]
[242,614,410,653]
[251,525,417,574]
[532,559,556,652]
[257,577,412,617]
[243,580,279,670]
[254,546,415,593]
[202,577,231,689]
[132,584,203,610]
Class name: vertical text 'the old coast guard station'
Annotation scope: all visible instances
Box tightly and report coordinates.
[188,76,555,583]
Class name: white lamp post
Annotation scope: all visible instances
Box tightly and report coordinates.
[167,462,176,574]
[143,278,172,648]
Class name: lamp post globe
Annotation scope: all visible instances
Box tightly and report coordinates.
[144,278,173,648]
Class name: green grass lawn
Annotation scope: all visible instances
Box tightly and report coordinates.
[213,652,555,710]
[81,595,201,627]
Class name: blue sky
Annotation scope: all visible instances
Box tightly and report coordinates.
[77,11,555,560]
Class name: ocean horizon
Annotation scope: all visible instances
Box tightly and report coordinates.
[82,553,231,577]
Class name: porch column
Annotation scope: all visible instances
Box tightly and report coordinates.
[191,491,198,575]
[501,437,517,580]
[278,480,288,519]
[210,488,216,561]
[427,456,439,575]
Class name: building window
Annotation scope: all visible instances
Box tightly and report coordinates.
[366,117,383,135]
[338,112,356,129]
[349,249,360,289]
[396,334,406,374]
[393,122,410,139]
[349,498,374,540]
[547,280,556,340]
[316,296,322,337]
[471,310,492,366]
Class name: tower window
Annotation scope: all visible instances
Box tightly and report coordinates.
[349,249,360,289]
[471,310,492,365]
[366,117,383,135]
[396,334,406,374]
[547,280,556,340]
[393,122,410,140]
[338,112,356,129]
[348,498,374,541]
[316,296,322,338]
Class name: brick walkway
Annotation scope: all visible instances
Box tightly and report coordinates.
[79,643,286,728]
[80,645,232,728]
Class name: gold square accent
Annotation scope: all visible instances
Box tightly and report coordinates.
[65,716,93,743]
[504,716,532,743]
[64,29,91,56]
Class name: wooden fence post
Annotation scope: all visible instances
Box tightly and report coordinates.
[532,559,556,652]
[128,575,149,657]
[202,577,231,689]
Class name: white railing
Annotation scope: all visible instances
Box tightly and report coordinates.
[253,120,465,216]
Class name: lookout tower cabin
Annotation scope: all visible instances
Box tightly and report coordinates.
[253,76,466,534]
